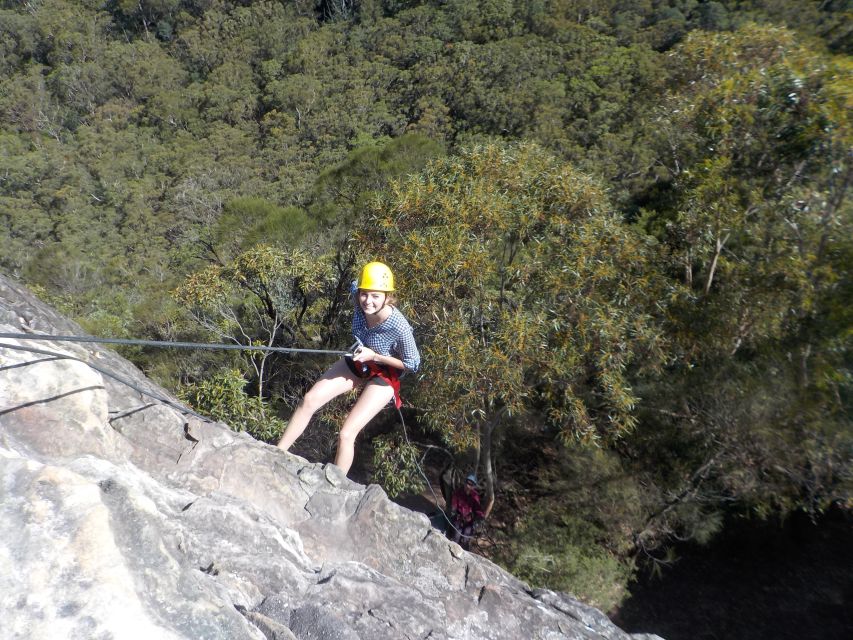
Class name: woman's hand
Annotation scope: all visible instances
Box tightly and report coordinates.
[353,346,377,363]
[353,346,406,372]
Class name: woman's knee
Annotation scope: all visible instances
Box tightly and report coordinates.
[300,385,333,413]
[292,397,319,419]
[338,426,359,447]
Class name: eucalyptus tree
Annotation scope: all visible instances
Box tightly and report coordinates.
[359,142,668,513]
[172,244,344,396]
[631,24,852,547]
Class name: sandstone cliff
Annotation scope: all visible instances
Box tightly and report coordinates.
[0,274,662,640]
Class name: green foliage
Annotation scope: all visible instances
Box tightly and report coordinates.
[173,244,340,345]
[363,142,667,447]
[724,0,853,54]
[309,133,445,227]
[491,429,645,608]
[496,503,635,612]
[180,369,286,442]
[371,434,425,498]
[626,24,852,549]
[216,197,312,256]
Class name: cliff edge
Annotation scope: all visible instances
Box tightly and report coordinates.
[0,274,662,640]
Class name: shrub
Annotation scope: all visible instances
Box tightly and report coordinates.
[371,433,425,498]
[180,369,286,443]
[495,506,635,612]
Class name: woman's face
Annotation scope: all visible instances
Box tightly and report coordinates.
[358,289,387,315]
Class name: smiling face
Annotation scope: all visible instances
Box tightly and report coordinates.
[358,289,388,315]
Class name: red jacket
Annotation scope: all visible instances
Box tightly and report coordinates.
[451,487,484,524]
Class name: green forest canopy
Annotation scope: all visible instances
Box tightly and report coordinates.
[1,0,850,611]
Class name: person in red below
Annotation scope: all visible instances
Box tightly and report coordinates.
[448,473,485,550]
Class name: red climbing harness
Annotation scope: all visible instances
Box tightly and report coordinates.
[345,356,403,409]
[364,362,402,409]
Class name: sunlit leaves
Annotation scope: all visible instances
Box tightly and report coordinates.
[647,25,852,360]
[173,244,337,341]
[627,24,852,542]
[173,264,230,314]
[371,434,425,498]
[361,142,666,447]
[179,368,286,442]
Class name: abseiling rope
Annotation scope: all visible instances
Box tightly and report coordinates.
[0,341,209,421]
[0,332,354,357]
[395,403,469,541]
[0,330,351,421]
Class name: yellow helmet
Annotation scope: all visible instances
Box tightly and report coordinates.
[357,261,395,291]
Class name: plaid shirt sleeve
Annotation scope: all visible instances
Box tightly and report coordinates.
[390,311,420,372]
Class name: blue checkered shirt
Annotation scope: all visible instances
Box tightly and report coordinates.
[352,304,421,373]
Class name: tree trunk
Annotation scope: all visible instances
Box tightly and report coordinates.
[704,232,729,295]
[479,416,498,518]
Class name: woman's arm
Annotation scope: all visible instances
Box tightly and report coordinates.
[352,347,406,371]
[395,316,420,372]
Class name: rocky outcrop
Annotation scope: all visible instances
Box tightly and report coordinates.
[0,274,662,640]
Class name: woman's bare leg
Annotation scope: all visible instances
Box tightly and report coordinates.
[334,381,395,475]
[277,359,358,451]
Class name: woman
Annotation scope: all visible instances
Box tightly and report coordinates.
[276,261,420,475]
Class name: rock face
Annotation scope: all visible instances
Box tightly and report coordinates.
[0,274,661,640]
